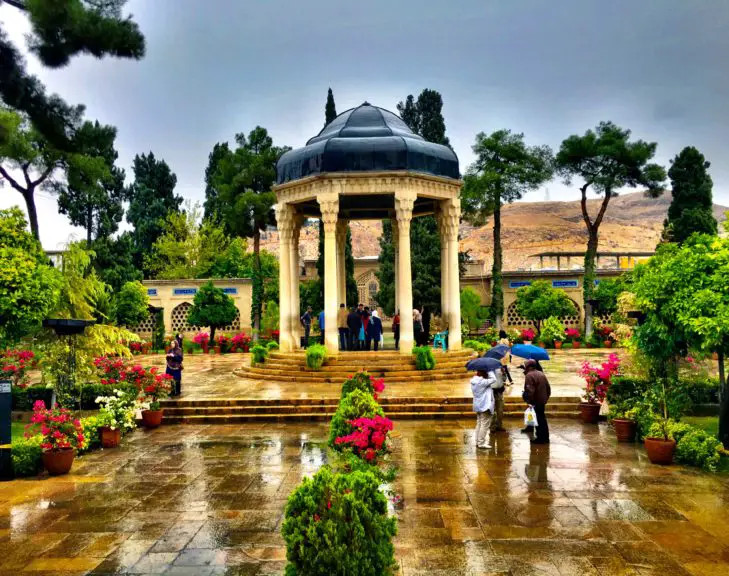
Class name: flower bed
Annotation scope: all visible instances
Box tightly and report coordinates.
[0,349,35,388]
[579,353,620,404]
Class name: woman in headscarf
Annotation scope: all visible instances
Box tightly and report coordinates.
[413,309,424,346]
[367,309,383,351]
[166,339,184,397]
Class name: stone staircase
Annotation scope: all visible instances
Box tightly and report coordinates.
[160,395,581,424]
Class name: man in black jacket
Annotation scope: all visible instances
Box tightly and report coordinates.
[347,306,362,351]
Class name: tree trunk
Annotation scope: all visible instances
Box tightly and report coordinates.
[583,229,599,338]
[719,351,729,448]
[23,189,40,240]
[252,229,261,341]
[491,200,503,329]
[210,326,217,343]
[87,203,93,245]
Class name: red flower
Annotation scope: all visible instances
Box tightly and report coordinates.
[313,514,320,522]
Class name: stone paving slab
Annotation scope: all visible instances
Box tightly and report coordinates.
[1,420,728,575]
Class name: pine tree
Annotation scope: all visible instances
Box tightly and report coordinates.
[202,142,231,223]
[325,87,337,125]
[663,146,717,244]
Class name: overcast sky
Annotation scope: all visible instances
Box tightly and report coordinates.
[2,0,728,249]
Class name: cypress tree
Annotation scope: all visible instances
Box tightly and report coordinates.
[325,88,337,125]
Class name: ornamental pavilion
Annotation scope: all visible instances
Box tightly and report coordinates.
[273,102,463,354]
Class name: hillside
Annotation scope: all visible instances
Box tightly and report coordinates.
[259,192,727,272]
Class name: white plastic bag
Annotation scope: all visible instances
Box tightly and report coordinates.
[524,406,538,428]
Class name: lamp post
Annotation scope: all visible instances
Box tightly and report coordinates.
[42,319,94,408]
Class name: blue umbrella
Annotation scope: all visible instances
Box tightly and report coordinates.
[484,344,510,360]
[466,356,503,373]
[511,343,550,361]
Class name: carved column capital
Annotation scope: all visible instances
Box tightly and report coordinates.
[317,193,340,234]
[439,198,460,240]
[275,203,296,242]
[394,190,416,232]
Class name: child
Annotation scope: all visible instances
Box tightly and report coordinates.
[470,369,496,449]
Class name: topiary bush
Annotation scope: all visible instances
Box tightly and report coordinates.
[341,371,375,397]
[251,345,268,364]
[329,389,384,450]
[281,466,397,576]
[305,344,328,370]
[267,340,280,351]
[675,428,723,471]
[463,340,487,354]
[11,435,43,477]
[413,346,436,370]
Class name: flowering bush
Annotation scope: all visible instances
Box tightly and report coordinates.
[28,401,85,452]
[94,355,125,386]
[129,341,143,354]
[216,334,232,352]
[96,390,137,433]
[137,372,172,411]
[0,349,35,388]
[193,332,210,346]
[335,415,394,463]
[579,353,621,404]
[565,328,581,341]
[231,332,251,351]
[520,328,536,341]
[328,389,384,450]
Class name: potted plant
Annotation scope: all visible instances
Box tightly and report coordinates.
[95,390,137,448]
[601,326,616,348]
[539,317,565,350]
[520,328,535,345]
[193,332,210,354]
[578,353,620,424]
[565,328,581,348]
[643,379,677,465]
[608,403,638,442]
[29,400,85,476]
[232,332,251,353]
[137,373,173,428]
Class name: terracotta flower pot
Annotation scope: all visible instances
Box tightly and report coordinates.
[215,346,221,354]
[42,449,75,476]
[202,343,209,353]
[644,437,676,465]
[100,426,121,448]
[586,342,594,348]
[612,419,637,442]
[554,341,563,349]
[537,342,546,348]
[603,341,613,348]
[579,402,601,424]
[572,341,581,349]
[523,340,532,345]
[141,409,164,428]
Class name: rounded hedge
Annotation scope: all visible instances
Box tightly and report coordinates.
[328,389,384,450]
[281,466,397,576]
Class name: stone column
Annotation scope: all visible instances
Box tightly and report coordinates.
[443,198,462,351]
[395,190,416,354]
[290,213,304,348]
[318,193,340,353]
[392,218,399,313]
[336,220,348,307]
[437,204,450,327]
[275,203,295,351]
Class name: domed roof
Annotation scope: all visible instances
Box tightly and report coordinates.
[276,102,460,185]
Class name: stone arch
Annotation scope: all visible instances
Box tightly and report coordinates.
[505,298,582,330]
[356,270,379,309]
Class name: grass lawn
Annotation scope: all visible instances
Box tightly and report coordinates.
[11,421,35,442]
[683,416,719,437]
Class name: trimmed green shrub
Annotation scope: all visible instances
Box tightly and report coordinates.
[251,345,268,364]
[306,344,328,370]
[266,341,280,351]
[11,435,43,477]
[413,346,436,370]
[341,371,375,398]
[12,383,138,411]
[328,389,384,449]
[281,466,397,576]
[12,385,53,411]
[539,316,566,346]
[463,340,487,353]
[675,428,723,472]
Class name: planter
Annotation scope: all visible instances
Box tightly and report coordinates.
[603,341,613,348]
[612,419,637,442]
[554,341,563,349]
[523,340,532,345]
[100,426,121,448]
[572,341,581,349]
[141,410,164,428]
[586,342,594,348]
[214,346,221,354]
[644,437,676,465]
[42,449,75,476]
[202,343,209,354]
[537,342,546,349]
[579,402,601,424]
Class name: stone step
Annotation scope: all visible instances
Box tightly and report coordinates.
[250,360,471,372]
[236,366,469,380]
[163,410,580,424]
[234,371,471,384]
[269,350,475,360]
[163,402,579,416]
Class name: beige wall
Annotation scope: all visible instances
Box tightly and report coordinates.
[130,279,253,337]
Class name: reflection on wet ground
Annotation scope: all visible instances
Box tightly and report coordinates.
[1,420,728,575]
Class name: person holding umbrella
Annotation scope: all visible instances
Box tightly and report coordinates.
[470,369,496,450]
[521,359,551,445]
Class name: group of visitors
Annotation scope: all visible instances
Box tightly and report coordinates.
[471,330,551,449]
[301,303,385,350]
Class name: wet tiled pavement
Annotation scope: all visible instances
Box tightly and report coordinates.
[1,420,728,575]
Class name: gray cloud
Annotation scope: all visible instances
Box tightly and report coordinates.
[2,0,729,248]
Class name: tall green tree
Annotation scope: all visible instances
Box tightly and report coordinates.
[202,141,230,223]
[0,108,66,238]
[56,120,125,244]
[0,206,60,344]
[125,151,182,274]
[555,121,665,337]
[662,146,717,244]
[91,232,141,293]
[187,281,238,342]
[515,281,576,333]
[325,87,337,124]
[0,0,144,151]
[212,127,290,333]
[114,280,149,326]
[462,130,553,328]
